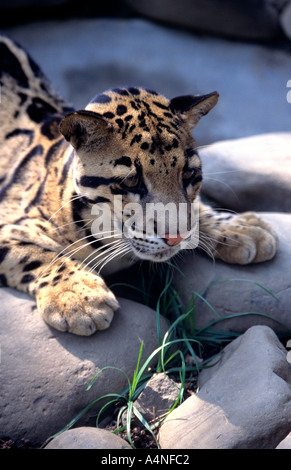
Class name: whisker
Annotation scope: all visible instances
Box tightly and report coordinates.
[48,218,92,233]
[48,194,84,222]
[37,230,120,281]
[97,244,132,275]
[203,170,243,176]
[202,177,239,199]
[79,239,124,274]
[71,238,126,283]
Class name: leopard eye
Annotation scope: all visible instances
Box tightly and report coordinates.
[120,174,140,189]
[182,168,196,185]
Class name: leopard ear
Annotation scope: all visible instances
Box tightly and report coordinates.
[170,91,219,128]
[59,110,113,151]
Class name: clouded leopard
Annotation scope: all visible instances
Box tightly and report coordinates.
[0,34,278,335]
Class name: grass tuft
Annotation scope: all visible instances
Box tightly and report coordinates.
[44,262,290,449]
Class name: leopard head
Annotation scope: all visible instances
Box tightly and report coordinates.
[60,87,218,262]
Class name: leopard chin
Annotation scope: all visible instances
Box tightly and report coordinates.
[129,238,181,262]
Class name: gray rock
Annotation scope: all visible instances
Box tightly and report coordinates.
[199,133,291,213]
[126,0,282,40]
[280,2,291,40]
[45,426,132,449]
[159,326,291,449]
[0,287,169,446]
[4,19,291,145]
[174,212,291,335]
[276,432,291,449]
[127,373,180,426]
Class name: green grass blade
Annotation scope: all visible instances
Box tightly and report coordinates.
[132,404,160,449]
[86,366,131,392]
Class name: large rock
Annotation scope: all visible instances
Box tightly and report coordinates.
[126,0,282,41]
[45,427,132,449]
[159,326,291,449]
[4,19,291,144]
[0,287,168,446]
[199,133,291,212]
[125,373,180,426]
[276,432,291,449]
[280,2,291,40]
[174,212,291,335]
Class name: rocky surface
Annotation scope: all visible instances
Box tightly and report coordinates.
[159,326,291,449]
[199,133,291,213]
[4,19,291,146]
[1,18,291,450]
[45,426,132,449]
[174,212,291,335]
[280,2,291,40]
[126,0,285,41]
[123,373,180,427]
[276,432,291,449]
[0,287,169,446]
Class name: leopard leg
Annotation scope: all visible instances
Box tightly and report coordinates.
[198,202,279,264]
[0,225,119,336]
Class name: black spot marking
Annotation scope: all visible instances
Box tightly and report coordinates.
[80,195,110,206]
[171,156,177,167]
[21,274,35,283]
[191,174,202,185]
[23,261,43,272]
[153,101,168,110]
[0,42,29,88]
[141,142,149,150]
[110,187,128,196]
[57,265,66,273]
[130,134,142,146]
[0,274,8,287]
[5,128,34,145]
[115,118,124,128]
[41,117,62,140]
[59,150,74,185]
[94,196,111,204]
[90,93,111,104]
[39,281,49,289]
[52,274,62,282]
[112,88,130,96]
[116,105,127,116]
[0,246,9,263]
[130,101,139,111]
[128,124,136,133]
[71,195,87,228]
[79,175,111,188]
[150,159,155,166]
[27,98,58,124]
[128,87,140,95]
[114,156,132,167]
[45,139,64,167]
[103,111,115,119]
[0,145,43,202]
[185,148,197,158]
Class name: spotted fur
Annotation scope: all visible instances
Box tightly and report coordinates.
[0,34,279,335]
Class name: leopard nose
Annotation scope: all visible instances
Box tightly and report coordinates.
[163,232,189,246]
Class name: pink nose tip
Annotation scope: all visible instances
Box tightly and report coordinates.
[164,232,189,246]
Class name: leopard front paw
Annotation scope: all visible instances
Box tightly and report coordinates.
[214,212,279,265]
[36,271,119,336]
